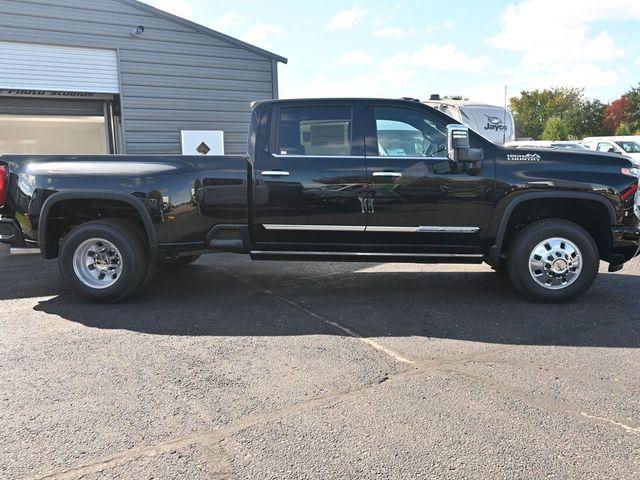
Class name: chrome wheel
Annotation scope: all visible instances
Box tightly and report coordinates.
[73,238,123,289]
[529,237,582,290]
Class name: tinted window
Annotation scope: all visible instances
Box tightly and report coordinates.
[375,107,448,157]
[277,106,352,156]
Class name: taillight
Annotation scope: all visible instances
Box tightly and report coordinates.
[0,164,7,207]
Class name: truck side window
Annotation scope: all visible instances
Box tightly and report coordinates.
[375,107,447,158]
[277,106,352,156]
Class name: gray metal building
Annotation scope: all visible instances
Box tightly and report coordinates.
[0,0,287,155]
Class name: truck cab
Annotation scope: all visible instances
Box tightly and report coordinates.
[249,99,492,263]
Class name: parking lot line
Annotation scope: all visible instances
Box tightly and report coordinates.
[210,264,416,365]
[262,288,416,365]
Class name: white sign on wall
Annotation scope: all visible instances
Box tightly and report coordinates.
[181,130,225,156]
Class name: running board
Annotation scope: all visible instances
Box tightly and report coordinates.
[250,250,484,263]
[10,247,41,256]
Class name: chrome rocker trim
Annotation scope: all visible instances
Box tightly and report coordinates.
[251,251,483,258]
[263,225,479,233]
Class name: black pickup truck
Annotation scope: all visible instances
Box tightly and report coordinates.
[1,98,640,303]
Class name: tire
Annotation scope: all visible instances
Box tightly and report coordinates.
[58,219,149,303]
[507,219,599,303]
[156,254,201,269]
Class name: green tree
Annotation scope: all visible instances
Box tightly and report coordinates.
[621,83,640,132]
[510,87,585,139]
[541,117,569,140]
[566,99,610,138]
[615,123,633,136]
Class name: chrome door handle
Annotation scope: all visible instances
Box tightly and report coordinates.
[261,170,290,176]
[373,171,402,177]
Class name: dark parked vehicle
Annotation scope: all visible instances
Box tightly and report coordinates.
[1,98,640,303]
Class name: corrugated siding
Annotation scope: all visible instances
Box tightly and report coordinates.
[0,0,279,154]
[0,41,119,93]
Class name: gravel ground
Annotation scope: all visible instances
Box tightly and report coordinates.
[1,243,639,479]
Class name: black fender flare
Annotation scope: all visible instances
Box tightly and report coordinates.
[38,190,159,260]
[488,191,616,265]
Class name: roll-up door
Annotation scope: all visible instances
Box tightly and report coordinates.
[0,42,119,94]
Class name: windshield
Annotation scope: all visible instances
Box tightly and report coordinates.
[615,141,640,153]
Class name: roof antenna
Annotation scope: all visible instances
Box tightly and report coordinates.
[503,85,508,146]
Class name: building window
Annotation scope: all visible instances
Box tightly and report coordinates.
[0,115,108,154]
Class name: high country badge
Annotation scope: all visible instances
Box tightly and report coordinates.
[506,153,542,162]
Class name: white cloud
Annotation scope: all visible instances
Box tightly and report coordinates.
[243,23,284,49]
[425,20,455,35]
[338,51,374,65]
[483,0,640,98]
[373,26,414,38]
[326,5,368,30]
[383,44,490,72]
[636,56,640,66]
[463,84,511,107]
[284,67,416,99]
[283,44,489,99]
[210,12,245,33]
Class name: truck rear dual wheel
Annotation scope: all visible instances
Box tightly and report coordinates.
[507,219,599,303]
[58,219,149,303]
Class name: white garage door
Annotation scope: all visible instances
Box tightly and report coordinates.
[0,41,119,94]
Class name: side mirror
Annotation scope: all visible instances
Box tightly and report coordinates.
[447,124,483,164]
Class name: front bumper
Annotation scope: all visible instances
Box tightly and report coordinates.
[610,226,640,265]
[0,217,25,247]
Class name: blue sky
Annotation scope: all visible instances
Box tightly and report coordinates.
[146,0,640,105]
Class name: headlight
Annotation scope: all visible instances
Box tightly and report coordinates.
[620,168,640,218]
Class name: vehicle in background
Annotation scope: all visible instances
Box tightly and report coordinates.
[505,140,589,151]
[583,136,640,161]
[423,94,516,145]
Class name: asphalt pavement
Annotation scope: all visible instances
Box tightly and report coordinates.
[1,243,639,479]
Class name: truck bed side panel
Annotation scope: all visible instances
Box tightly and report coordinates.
[0,155,249,247]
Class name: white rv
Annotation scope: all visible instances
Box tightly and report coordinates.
[423,94,516,145]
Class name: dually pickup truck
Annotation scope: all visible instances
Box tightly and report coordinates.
[1,98,640,303]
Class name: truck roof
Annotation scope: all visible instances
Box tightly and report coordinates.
[423,99,499,108]
[251,98,438,109]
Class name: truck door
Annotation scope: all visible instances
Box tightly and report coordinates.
[252,104,368,252]
[362,103,494,256]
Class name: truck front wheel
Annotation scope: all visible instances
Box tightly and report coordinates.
[58,220,149,303]
[507,219,599,303]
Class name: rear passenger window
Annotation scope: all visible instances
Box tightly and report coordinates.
[277,106,352,156]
